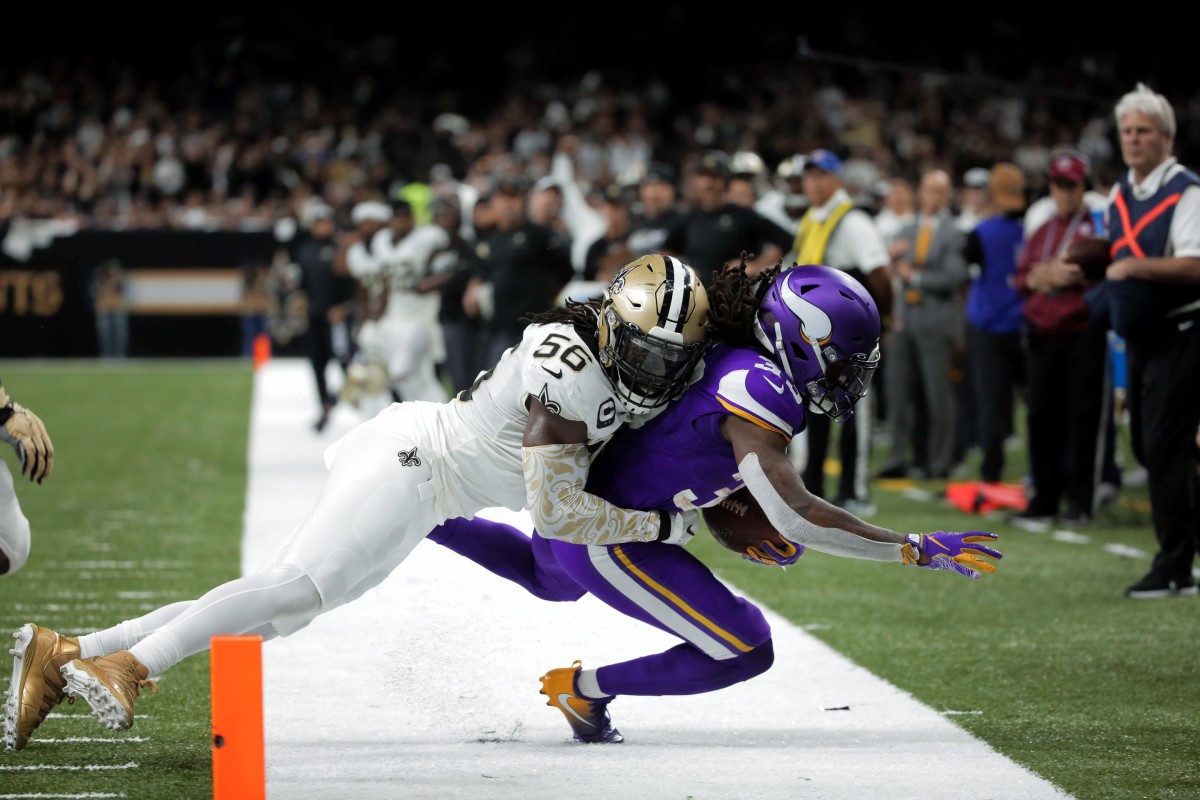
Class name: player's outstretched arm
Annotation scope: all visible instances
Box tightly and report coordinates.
[725,418,1002,576]
[0,383,54,484]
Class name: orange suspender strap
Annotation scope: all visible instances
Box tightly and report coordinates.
[1111,188,1181,259]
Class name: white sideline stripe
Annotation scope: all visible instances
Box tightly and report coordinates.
[1052,530,1092,544]
[248,358,1073,800]
[32,737,150,744]
[1104,543,1149,559]
[0,763,137,771]
[45,714,151,720]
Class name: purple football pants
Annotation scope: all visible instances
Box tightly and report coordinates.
[427,517,773,697]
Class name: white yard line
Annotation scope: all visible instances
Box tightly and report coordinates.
[248,359,1073,800]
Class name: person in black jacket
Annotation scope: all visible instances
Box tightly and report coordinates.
[464,176,575,368]
[293,204,356,432]
[661,151,793,286]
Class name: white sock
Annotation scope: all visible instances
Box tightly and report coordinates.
[78,601,193,659]
[130,628,183,677]
[127,566,319,677]
[576,669,610,700]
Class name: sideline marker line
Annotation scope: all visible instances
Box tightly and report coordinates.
[211,635,265,800]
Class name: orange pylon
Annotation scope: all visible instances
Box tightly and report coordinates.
[211,635,265,800]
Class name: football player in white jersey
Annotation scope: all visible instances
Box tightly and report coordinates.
[350,200,453,404]
[4,255,710,751]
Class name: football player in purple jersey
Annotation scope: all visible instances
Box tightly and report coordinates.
[429,258,1003,743]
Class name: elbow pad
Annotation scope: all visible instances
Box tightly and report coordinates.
[738,453,904,562]
[522,442,662,545]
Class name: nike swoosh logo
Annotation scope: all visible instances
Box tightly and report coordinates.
[557,694,596,727]
[543,366,563,378]
[763,377,788,394]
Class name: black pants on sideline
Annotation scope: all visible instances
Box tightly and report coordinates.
[802,394,872,504]
[1127,318,1200,582]
[1024,328,1109,516]
[968,324,1024,483]
[304,315,337,409]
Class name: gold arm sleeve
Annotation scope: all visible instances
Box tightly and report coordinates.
[522,442,662,545]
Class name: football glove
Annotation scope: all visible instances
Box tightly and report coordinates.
[0,392,54,484]
[744,537,805,567]
[658,509,699,546]
[902,531,1002,580]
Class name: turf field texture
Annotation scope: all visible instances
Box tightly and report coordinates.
[0,359,1197,800]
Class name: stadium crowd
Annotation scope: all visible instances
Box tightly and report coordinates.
[2,14,1197,596]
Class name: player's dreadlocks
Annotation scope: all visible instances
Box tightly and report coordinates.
[706,252,784,347]
[520,298,601,331]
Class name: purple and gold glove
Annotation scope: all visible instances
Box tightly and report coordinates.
[744,537,805,567]
[901,531,1002,579]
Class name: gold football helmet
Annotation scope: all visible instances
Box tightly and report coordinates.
[597,254,709,414]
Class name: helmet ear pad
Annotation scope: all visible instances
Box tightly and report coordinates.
[598,254,710,413]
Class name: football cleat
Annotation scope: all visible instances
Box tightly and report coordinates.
[539,660,623,744]
[3,624,80,751]
[61,651,157,732]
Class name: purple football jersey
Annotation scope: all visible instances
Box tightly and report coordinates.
[585,343,808,511]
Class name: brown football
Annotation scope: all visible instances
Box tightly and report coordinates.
[702,487,781,554]
[1064,235,1113,281]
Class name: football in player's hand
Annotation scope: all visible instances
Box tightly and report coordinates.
[703,487,780,554]
[1064,236,1112,281]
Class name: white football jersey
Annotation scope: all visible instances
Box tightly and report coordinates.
[411,320,636,519]
[369,225,451,318]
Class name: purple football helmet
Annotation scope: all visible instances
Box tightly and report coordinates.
[753,264,881,421]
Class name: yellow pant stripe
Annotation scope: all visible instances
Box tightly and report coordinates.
[612,546,754,653]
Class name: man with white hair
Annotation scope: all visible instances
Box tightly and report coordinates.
[1093,83,1200,599]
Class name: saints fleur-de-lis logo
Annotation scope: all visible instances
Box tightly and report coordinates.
[397,447,422,467]
[538,384,561,415]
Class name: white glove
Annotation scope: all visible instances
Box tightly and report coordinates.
[658,509,699,546]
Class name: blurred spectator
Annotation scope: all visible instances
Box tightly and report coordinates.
[353,199,451,404]
[583,185,635,285]
[789,148,891,516]
[1011,151,1108,525]
[955,168,992,233]
[1093,84,1200,599]
[964,162,1028,484]
[879,169,969,480]
[1024,148,1110,236]
[432,197,486,396]
[239,259,273,357]
[464,177,574,368]
[727,150,769,209]
[756,154,808,237]
[292,203,354,432]
[626,162,684,255]
[874,176,916,249]
[90,259,129,359]
[661,150,793,284]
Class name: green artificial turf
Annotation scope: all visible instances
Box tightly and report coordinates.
[1,359,1197,800]
[0,360,253,799]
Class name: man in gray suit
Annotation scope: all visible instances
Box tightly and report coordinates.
[879,169,970,479]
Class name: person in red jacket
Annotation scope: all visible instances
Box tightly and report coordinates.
[1012,151,1108,525]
